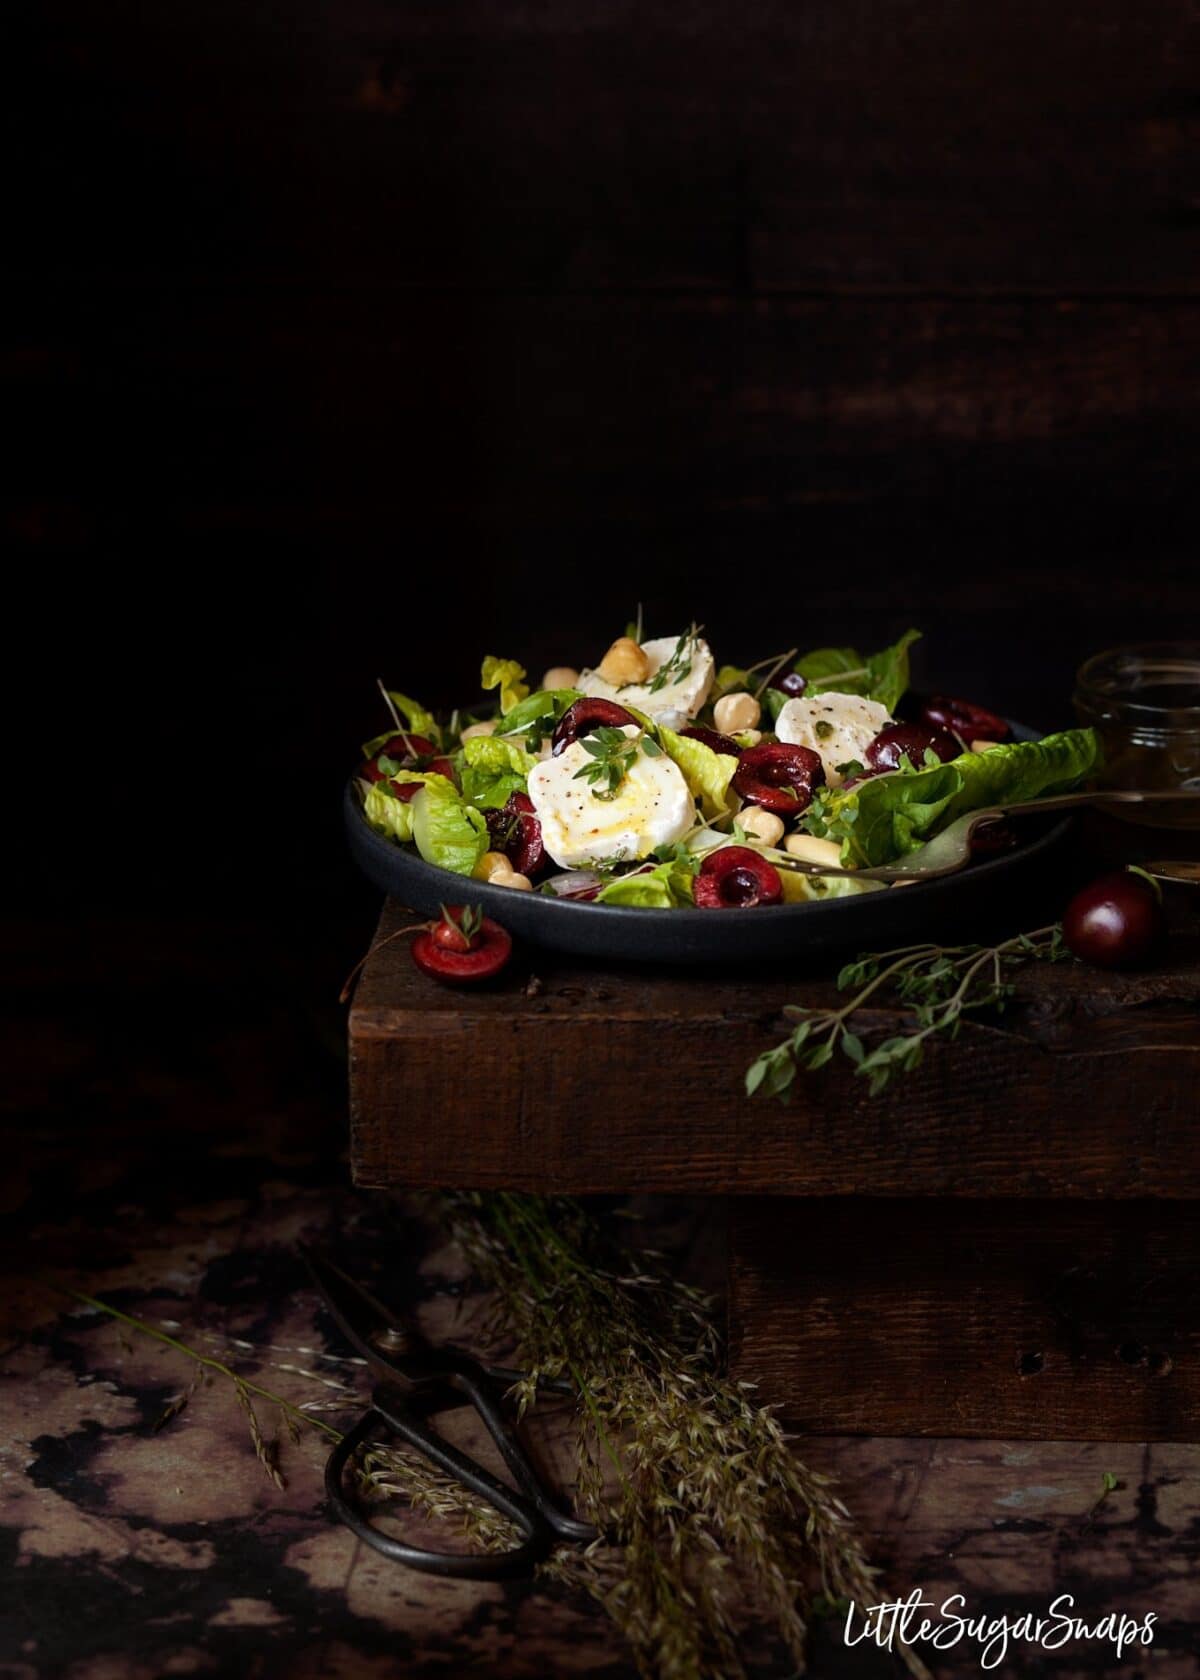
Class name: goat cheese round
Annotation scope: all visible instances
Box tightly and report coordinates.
[527,726,696,869]
[775,692,892,787]
[578,633,714,731]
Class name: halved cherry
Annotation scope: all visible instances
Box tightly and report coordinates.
[694,846,784,909]
[360,733,438,782]
[865,722,959,774]
[412,907,513,985]
[485,791,546,877]
[916,694,1008,744]
[552,698,640,755]
[682,725,742,758]
[732,743,825,815]
[387,759,458,803]
[769,671,808,698]
[361,734,457,795]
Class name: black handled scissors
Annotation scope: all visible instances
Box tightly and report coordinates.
[301,1245,597,1579]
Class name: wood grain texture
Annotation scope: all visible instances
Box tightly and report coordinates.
[8,914,1200,1674]
[17,0,1200,292]
[728,1198,1200,1440]
[350,900,1200,1198]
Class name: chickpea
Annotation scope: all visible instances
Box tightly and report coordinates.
[542,665,580,691]
[597,636,651,685]
[783,833,844,870]
[737,728,763,748]
[970,738,999,754]
[739,806,785,847]
[476,850,514,884]
[505,872,534,891]
[713,691,761,734]
[461,719,497,742]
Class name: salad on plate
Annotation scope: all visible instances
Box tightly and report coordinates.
[353,625,1099,911]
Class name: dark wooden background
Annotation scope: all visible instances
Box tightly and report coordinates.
[10,0,1200,923]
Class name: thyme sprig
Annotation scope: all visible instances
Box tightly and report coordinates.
[573,725,662,801]
[647,622,703,693]
[747,925,1070,1100]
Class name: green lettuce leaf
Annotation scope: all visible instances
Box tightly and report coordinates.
[411,780,490,876]
[794,629,921,714]
[657,725,738,820]
[362,771,457,846]
[458,736,538,809]
[776,868,879,904]
[497,687,582,743]
[362,780,416,844]
[713,663,753,699]
[362,691,440,757]
[480,656,530,714]
[812,728,1100,866]
[596,852,700,909]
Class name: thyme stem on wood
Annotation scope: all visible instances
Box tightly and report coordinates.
[747,925,1069,1100]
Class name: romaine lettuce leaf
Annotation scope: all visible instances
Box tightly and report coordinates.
[362,690,441,758]
[458,736,537,809]
[776,868,879,904]
[812,727,1100,866]
[596,852,699,909]
[480,657,530,714]
[363,780,416,844]
[658,725,738,819]
[362,771,457,846]
[794,629,921,715]
[411,780,490,876]
[713,663,753,697]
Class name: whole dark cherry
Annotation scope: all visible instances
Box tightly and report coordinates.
[1062,871,1164,970]
[552,698,639,755]
[693,846,784,909]
[732,743,825,815]
[865,723,960,774]
[916,694,1009,744]
[770,671,808,698]
[682,725,743,757]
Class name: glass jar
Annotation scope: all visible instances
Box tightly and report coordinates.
[1074,643,1200,828]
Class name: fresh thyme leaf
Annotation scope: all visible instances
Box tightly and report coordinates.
[572,726,651,802]
[750,925,1072,1101]
[440,902,482,941]
[814,720,834,741]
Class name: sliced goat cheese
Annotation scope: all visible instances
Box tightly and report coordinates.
[577,633,714,730]
[775,692,891,787]
[527,726,695,869]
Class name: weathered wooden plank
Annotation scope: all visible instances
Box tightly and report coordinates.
[728,1198,1200,1439]
[350,900,1200,1199]
[16,291,1200,516]
[18,0,1200,291]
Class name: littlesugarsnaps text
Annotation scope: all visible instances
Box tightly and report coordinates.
[843,1592,1156,1669]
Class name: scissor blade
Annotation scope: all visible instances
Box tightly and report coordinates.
[299,1244,428,1376]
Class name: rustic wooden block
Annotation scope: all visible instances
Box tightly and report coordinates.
[728,1198,1200,1440]
[350,901,1200,1200]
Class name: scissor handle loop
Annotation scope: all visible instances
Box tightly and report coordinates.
[325,1404,551,1580]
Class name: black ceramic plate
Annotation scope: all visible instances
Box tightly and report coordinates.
[345,722,1073,963]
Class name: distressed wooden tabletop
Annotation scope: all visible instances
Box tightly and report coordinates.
[4,918,1199,1677]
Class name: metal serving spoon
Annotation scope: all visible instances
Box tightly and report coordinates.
[769,789,1200,886]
